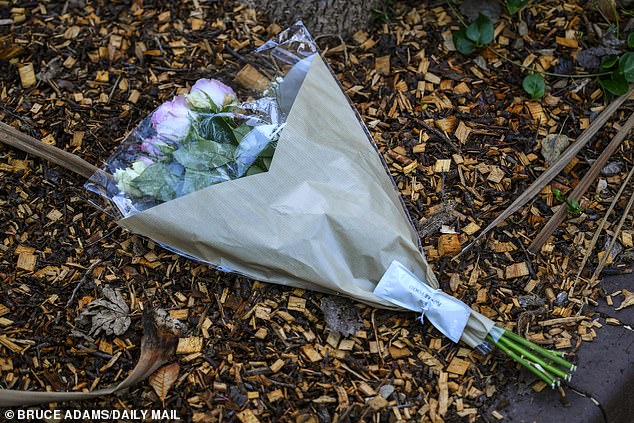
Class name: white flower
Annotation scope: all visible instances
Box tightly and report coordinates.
[151,95,191,142]
[114,160,148,197]
[187,78,236,111]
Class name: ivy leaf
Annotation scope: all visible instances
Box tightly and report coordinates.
[507,0,530,14]
[619,52,634,82]
[132,163,180,202]
[173,139,236,170]
[599,73,629,96]
[522,74,545,99]
[628,33,634,49]
[453,28,476,55]
[466,14,494,45]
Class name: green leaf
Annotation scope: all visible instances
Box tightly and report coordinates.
[173,139,236,171]
[601,55,619,70]
[132,163,180,202]
[192,115,237,145]
[619,52,634,82]
[566,198,582,216]
[453,28,476,55]
[466,14,494,46]
[180,168,229,196]
[599,74,629,96]
[628,33,634,49]
[553,188,566,203]
[522,74,545,99]
[507,0,530,14]
[232,123,252,141]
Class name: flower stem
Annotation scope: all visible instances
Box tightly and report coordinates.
[502,330,575,372]
[497,336,570,380]
[486,326,577,389]
[488,334,558,388]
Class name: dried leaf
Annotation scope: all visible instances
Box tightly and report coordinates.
[319,296,362,337]
[149,363,180,402]
[597,0,618,21]
[78,286,131,336]
[0,311,178,407]
[615,289,634,311]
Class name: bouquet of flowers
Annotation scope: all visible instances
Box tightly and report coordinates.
[111,80,278,205]
[84,22,574,388]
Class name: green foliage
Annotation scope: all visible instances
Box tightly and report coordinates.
[593,33,634,97]
[452,28,476,55]
[467,14,494,45]
[522,74,545,99]
[132,163,181,202]
[619,52,634,81]
[597,49,634,96]
[553,189,583,216]
[507,0,530,15]
[452,13,494,55]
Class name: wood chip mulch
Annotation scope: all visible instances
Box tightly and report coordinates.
[1,1,633,422]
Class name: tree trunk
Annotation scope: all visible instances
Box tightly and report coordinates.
[246,0,384,38]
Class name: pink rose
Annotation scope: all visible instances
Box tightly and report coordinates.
[187,78,236,111]
[151,95,191,141]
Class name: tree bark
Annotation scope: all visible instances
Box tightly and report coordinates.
[246,0,383,38]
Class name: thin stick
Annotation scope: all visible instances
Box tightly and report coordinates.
[571,165,634,295]
[529,111,634,252]
[65,259,102,308]
[0,121,101,179]
[588,188,634,287]
[455,89,634,260]
[414,117,460,153]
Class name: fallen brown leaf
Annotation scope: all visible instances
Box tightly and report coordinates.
[149,362,180,403]
[0,311,178,407]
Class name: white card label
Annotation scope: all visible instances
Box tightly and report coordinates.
[374,260,471,343]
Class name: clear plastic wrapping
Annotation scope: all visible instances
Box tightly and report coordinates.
[86,22,318,218]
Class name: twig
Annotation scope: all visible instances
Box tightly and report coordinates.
[65,259,102,308]
[570,164,634,295]
[414,118,460,153]
[0,121,102,179]
[455,88,634,260]
[529,111,634,253]
[588,188,634,287]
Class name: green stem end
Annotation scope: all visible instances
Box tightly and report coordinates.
[487,328,576,389]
